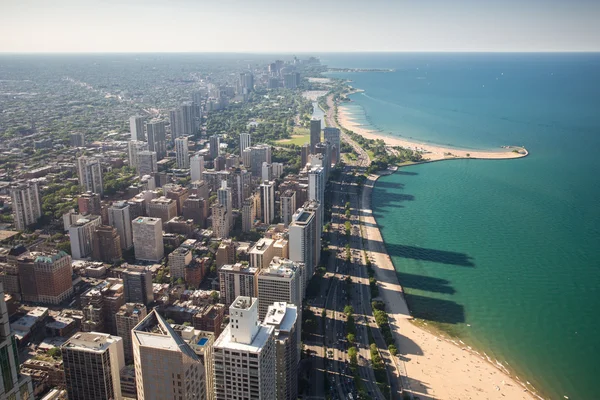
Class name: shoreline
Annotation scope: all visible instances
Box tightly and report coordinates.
[330,86,542,398]
[336,92,529,161]
[360,170,541,400]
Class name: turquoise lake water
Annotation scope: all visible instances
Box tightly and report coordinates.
[325,53,600,400]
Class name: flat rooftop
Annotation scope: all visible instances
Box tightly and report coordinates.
[214,323,273,353]
[64,332,120,353]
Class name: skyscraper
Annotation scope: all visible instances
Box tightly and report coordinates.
[115,303,147,364]
[132,217,164,262]
[249,238,275,270]
[262,162,272,182]
[209,135,220,160]
[190,154,205,183]
[108,202,133,250]
[169,109,182,140]
[181,102,198,136]
[309,118,321,154]
[213,296,275,400]
[77,156,103,195]
[146,120,167,160]
[239,132,251,156]
[137,150,158,177]
[175,137,189,168]
[169,246,192,280]
[128,140,149,171]
[69,214,102,259]
[92,225,122,263]
[0,283,34,399]
[132,310,207,400]
[280,190,296,227]
[257,260,301,319]
[263,302,298,400]
[211,203,229,239]
[130,115,145,141]
[289,208,317,293]
[62,332,124,400]
[260,181,275,225]
[308,165,326,225]
[241,195,256,233]
[300,143,310,168]
[217,181,232,228]
[9,181,42,231]
[122,265,154,305]
[323,127,341,165]
[218,263,259,307]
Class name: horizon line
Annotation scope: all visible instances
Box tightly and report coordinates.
[1,50,599,55]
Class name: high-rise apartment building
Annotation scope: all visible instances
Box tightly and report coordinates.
[10,181,42,231]
[183,195,208,228]
[127,140,148,171]
[69,214,102,259]
[169,246,192,280]
[209,135,220,160]
[244,144,271,177]
[249,238,275,270]
[62,332,125,400]
[0,282,34,399]
[239,132,251,156]
[257,260,301,319]
[190,154,205,183]
[213,296,275,400]
[108,202,133,250]
[216,181,232,227]
[132,217,164,262]
[169,109,183,140]
[92,225,122,263]
[115,303,147,364]
[241,195,256,233]
[260,181,275,225]
[308,166,326,225]
[70,132,85,147]
[180,102,198,136]
[280,189,296,227]
[301,143,310,168]
[78,192,101,215]
[18,250,73,305]
[146,120,167,160]
[132,310,207,400]
[77,156,103,196]
[262,162,272,182]
[210,203,229,239]
[130,115,145,141]
[323,127,341,165]
[309,118,321,154]
[171,326,214,400]
[218,263,258,307]
[148,197,177,223]
[289,208,317,293]
[122,265,154,305]
[263,302,298,400]
[175,137,189,168]
[137,151,158,177]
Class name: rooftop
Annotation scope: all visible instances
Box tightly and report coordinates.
[263,302,297,333]
[214,323,273,353]
[63,332,121,353]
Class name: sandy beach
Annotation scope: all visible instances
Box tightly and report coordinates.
[337,105,528,161]
[360,174,538,400]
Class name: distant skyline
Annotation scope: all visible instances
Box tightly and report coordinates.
[1,0,599,53]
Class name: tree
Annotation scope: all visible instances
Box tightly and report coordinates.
[344,305,354,316]
[166,319,175,324]
[47,347,62,359]
[210,291,220,304]
[348,346,358,365]
[176,277,185,286]
[388,345,398,356]
[347,333,356,344]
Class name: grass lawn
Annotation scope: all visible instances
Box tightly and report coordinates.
[276,127,311,146]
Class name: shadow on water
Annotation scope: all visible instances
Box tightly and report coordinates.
[397,272,456,294]
[402,293,466,324]
[385,242,475,267]
[395,170,419,176]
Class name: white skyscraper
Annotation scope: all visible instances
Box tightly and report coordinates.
[128,140,149,171]
[260,181,275,225]
[69,214,102,259]
[132,217,164,262]
[130,115,145,141]
[175,137,189,168]
[0,282,34,399]
[10,181,42,231]
[217,181,232,228]
[77,156,103,195]
[263,302,299,400]
[62,332,125,400]
[239,132,251,156]
[190,154,205,182]
[132,310,207,400]
[262,162,272,182]
[213,297,276,400]
[308,166,325,225]
[211,203,229,239]
[108,202,133,249]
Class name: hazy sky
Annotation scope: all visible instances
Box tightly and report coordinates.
[1,0,599,53]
